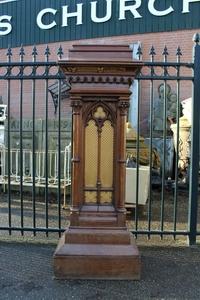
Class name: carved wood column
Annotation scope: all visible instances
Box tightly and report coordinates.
[116,98,130,225]
[70,97,82,225]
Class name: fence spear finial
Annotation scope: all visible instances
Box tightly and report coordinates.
[6,46,12,62]
[19,44,25,62]
[149,45,156,62]
[136,44,142,60]
[57,45,63,60]
[32,45,38,62]
[45,45,50,62]
[176,46,182,63]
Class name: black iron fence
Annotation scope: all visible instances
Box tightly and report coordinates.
[0,36,199,245]
[131,34,200,245]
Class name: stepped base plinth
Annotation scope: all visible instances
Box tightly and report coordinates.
[53,227,141,280]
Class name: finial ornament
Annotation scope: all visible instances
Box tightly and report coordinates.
[57,45,63,59]
[32,45,38,61]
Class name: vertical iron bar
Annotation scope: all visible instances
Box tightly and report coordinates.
[44,46,50,236]
[160,48,168,238]
[188,34,200,245]
[173,81,180,236]
[19,84,24,234]
[19,48,24,236]
[148,80,154,238]
[7,50,11,235]
[173,49,181,237]
[148,46,156,238]
[134,44,142,238]
[32,50,36,235]
[160,80,167,239]
[45,78,49,236]
[57,78,61,236]
[135,79,140,235]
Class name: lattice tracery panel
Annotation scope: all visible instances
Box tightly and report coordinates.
[100,120,114,188]
[84,191,97,203]
[85,119,98,188]
[84,105,114,205]
[100,192,112,204]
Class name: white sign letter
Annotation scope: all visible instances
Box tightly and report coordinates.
[182,0,200,13]
[62,4,83,26]
[37,8,57,30]
[91,0,112,23]
[119,0,142,20]
[148,0,174,16]
[0,15,12,36]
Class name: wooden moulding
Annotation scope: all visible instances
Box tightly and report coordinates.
[53,45,142,280]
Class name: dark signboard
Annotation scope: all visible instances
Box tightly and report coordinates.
[0,0,200,48]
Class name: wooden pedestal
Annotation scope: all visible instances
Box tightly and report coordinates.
[53,45,143,280]
[54,234,140,280]
[54,206,141,280]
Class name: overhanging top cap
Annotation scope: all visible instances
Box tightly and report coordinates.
[68,44,133,62]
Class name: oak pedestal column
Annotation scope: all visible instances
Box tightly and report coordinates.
[53,45,143,280]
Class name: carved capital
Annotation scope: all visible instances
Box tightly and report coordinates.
[118,101,129,115]
[71,100,82,114]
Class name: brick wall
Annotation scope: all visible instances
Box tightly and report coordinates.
[0,28,198,131]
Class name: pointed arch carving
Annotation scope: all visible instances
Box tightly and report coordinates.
[83,100,116,128]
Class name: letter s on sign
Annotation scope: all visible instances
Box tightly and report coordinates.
[0,15,12,36]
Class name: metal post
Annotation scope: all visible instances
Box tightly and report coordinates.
[188,33,200,245]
